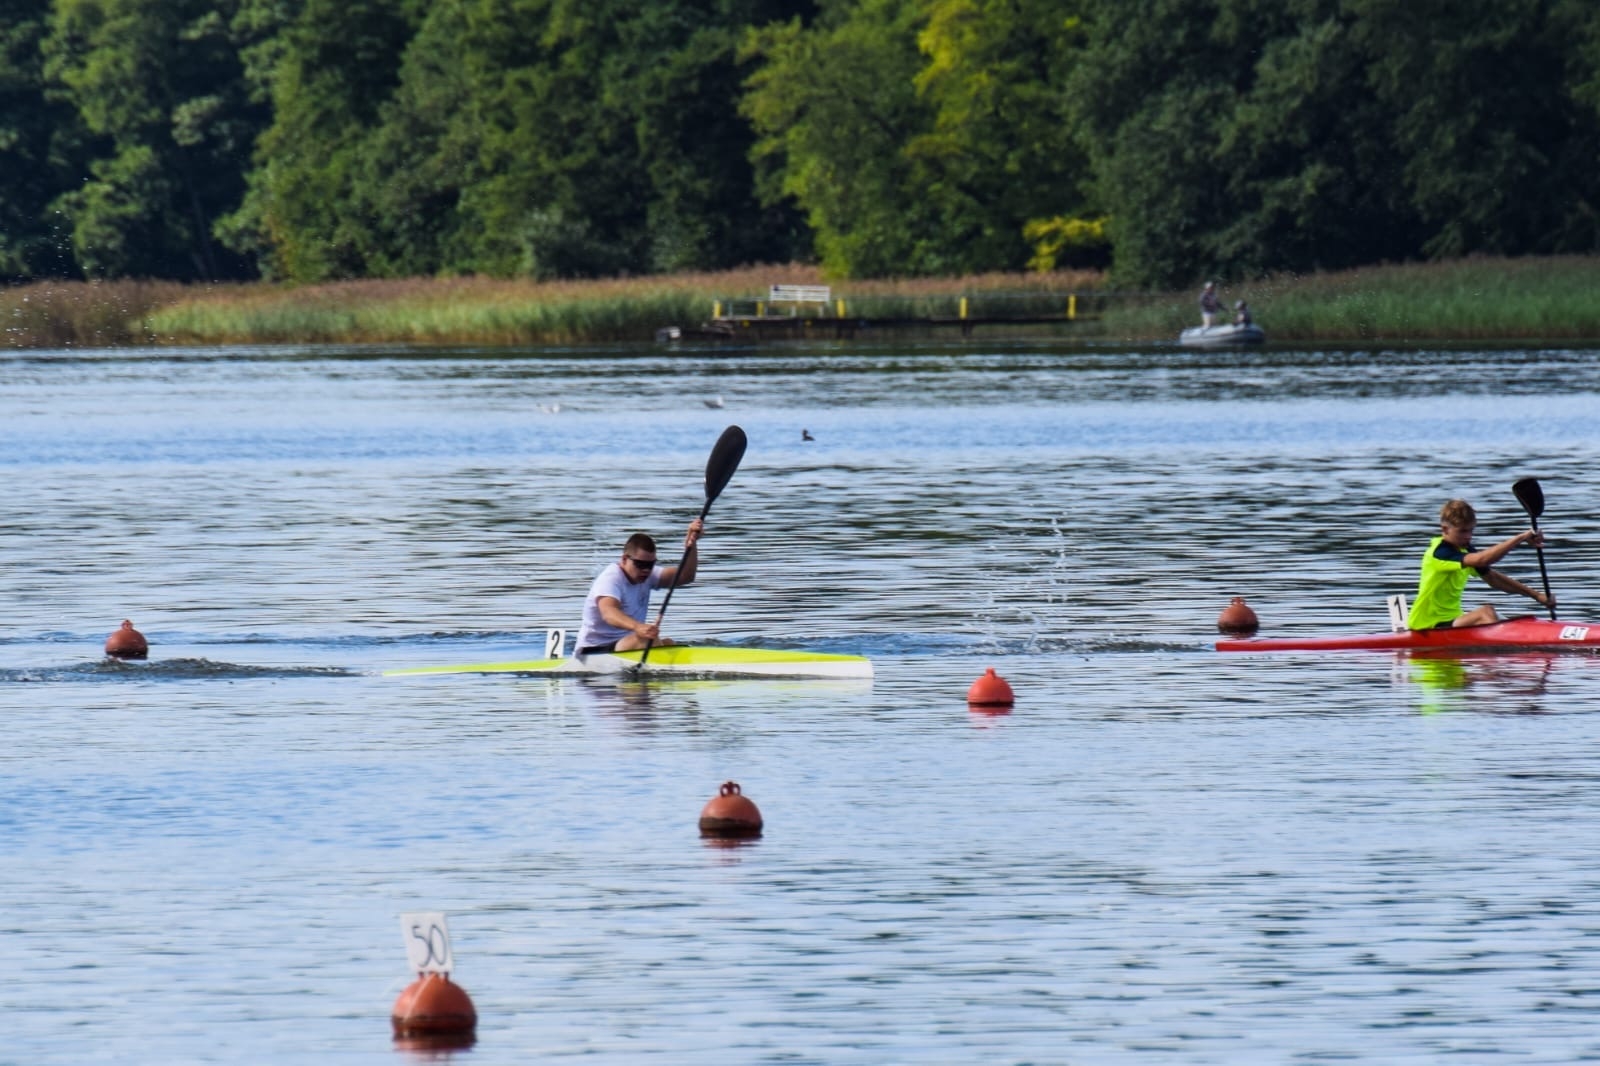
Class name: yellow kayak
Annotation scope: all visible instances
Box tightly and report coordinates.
[384,645,874,680]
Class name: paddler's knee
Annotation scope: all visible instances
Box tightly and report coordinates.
[1454,605,1499,627]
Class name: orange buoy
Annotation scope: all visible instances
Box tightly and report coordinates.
[699,781,763,838]
[1217,596,1260,634]
[392,972,477,1038]
[104,620,148,660]
[966,667,1015,708]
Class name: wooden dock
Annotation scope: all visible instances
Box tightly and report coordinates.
[657,287,1096,342]
[704,313,1090,339]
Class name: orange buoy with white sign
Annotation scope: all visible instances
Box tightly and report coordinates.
[392,972,477,1037]
[1217,597,1259,634]
[699,781,763,838]
[966,667,1015,708]
[104,620,148,660]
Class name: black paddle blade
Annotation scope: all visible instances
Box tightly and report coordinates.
[1513,477,1545,520]
[705,425,747,504]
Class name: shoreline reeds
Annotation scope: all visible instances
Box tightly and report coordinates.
[1100,255,1600,342]
[4,256,1600,349]
[1,280,195,348]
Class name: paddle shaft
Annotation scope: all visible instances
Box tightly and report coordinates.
[636,426,746,669]
[640,497,710,654]
[1525,514,1556,620]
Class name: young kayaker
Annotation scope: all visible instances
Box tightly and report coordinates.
[1406,499,1553,629]
[573,518,704,656]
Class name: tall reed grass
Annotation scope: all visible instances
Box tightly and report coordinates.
[1,280,193,348]
[6,257,1599,348]
[139,266,1106,345]
[1099,256,1600,341]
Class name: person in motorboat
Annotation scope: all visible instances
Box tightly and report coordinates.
[1198,281,1221,327]
[1405,499,1552,629]
[1232,300,1252,326]
[574,518,704,656]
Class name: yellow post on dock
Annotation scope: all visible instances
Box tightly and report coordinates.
[713,300,722,318]
[959,297,968,319]
[1068,294,1076,320]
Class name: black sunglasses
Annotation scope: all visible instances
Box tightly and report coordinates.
[624,556,657,570]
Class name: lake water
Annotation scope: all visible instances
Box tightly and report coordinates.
[5,338,1600,1063]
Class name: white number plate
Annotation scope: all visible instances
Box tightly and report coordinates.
[1560,626,1590,641]
[401,911,454,974]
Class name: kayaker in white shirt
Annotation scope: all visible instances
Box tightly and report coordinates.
[574,518,703,655]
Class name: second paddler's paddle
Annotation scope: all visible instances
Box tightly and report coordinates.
[1512,477,1557,620]
[635,424,747,670]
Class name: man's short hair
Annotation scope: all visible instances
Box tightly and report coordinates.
[624,532,657,554]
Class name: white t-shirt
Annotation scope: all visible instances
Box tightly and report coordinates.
[574,562,662,651]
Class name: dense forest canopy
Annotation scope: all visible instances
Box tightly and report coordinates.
[2,0,1598,288]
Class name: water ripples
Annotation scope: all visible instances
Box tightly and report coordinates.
[6,341,1600,1062]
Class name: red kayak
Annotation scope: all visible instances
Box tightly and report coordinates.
[1217,616,1600,653]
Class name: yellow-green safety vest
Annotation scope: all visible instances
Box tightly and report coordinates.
[1406,535,1481,629]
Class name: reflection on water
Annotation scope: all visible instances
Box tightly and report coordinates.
[5,341,1600,1063]
[1401,652,1577,715]
[391,1031,477,1058]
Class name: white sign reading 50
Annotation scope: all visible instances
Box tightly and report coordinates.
[400,911,454,974]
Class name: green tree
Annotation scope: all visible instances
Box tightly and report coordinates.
[1065,0,1224,286]
[238,0,806,281]
[0,0,81,278]
[742,0,940,276]
[405,0,653,278]
[227,0,420,280]
[1084,0,1409,285]
[1349,0,1600,258]
[626,0,815,273]
[336,0,478,277]
[742,0,1100,277]
[1072,0,1600,287]
[1200,0,1420,279]
[911,0,1096,270]
[443,0,810,278]
[1561,0,1600,115]
[43,0,265,279]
